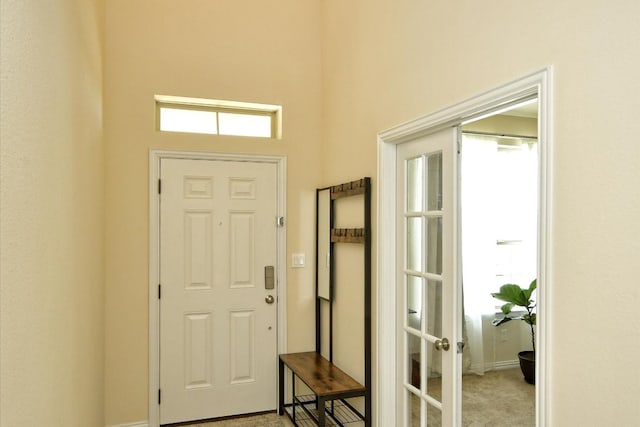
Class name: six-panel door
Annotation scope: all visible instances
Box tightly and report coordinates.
[160,158,278,424]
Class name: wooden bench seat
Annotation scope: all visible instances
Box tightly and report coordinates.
[279,352,366,426]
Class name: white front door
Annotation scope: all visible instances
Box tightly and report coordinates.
[159,158,278,424]
[396,127,460,426]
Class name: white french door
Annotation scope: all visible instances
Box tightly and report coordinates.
[159,158,278,425]
[396,127,460,426]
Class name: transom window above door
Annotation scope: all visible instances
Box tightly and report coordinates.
[155,95,282,139]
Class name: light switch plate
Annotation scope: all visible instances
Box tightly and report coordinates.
[292,253,305,268]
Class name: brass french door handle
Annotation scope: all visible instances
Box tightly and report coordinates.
[265,295,275,304]
[434,338,450,351]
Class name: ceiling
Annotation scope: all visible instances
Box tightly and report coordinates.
[502,100,538,119]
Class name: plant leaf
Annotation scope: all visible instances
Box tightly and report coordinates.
[500,303,514,314]
[522,278,537,300]
[491,284,529,307]
[523,313,536,325]
[491,316,512,326]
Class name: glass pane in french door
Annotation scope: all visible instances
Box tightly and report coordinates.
[406,275,422,330]
[425,279,442,337]
[426,152,443,211]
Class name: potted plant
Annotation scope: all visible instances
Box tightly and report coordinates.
[491,278,536,384]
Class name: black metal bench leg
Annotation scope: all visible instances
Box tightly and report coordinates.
[292,371,296,424]
[318,396,326,427]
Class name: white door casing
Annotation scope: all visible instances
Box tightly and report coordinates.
[149,151,287,427]
[377,68,552,426]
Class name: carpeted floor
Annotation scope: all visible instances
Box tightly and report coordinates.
[418,368,535,426]
[177,412,292,427]
[176,368,533,426]
[461,368,535,426]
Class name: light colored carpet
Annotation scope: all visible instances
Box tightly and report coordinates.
[184,412,292,427]
[416,368,535,426]
[461,368,535,426]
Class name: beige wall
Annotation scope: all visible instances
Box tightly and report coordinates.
[4,1,638,425]
[103,0,323,424]
[0,0,105,426]
[479,315,532,368]
[322,0,640,424]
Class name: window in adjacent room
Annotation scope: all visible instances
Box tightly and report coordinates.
[155,95,282,139]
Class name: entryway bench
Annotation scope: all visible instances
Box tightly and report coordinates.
[279,352,366,426]
[279,178,371,427]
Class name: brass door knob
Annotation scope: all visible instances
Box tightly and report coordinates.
[434,338,450,351]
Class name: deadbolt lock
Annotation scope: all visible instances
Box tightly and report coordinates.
[264,266,275,290]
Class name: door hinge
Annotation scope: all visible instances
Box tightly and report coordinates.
[158,179,162,194]
[158,389,161,404]
[276,216,285,227]
[158,284,161,299]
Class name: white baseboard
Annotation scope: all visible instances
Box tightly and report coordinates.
[493,359,520,370]
[469,359,519,373]
[107,422,148,427]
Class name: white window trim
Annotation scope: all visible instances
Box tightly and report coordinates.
[155,95,283,139]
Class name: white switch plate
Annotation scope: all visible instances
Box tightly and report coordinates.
[292,253,305,268]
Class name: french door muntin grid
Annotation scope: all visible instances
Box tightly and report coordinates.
[403,151,444,426]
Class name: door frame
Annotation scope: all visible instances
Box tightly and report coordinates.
[377,67,553,426]
[148,150,287,427]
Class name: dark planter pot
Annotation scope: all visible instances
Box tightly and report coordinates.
[518,351,535,384]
